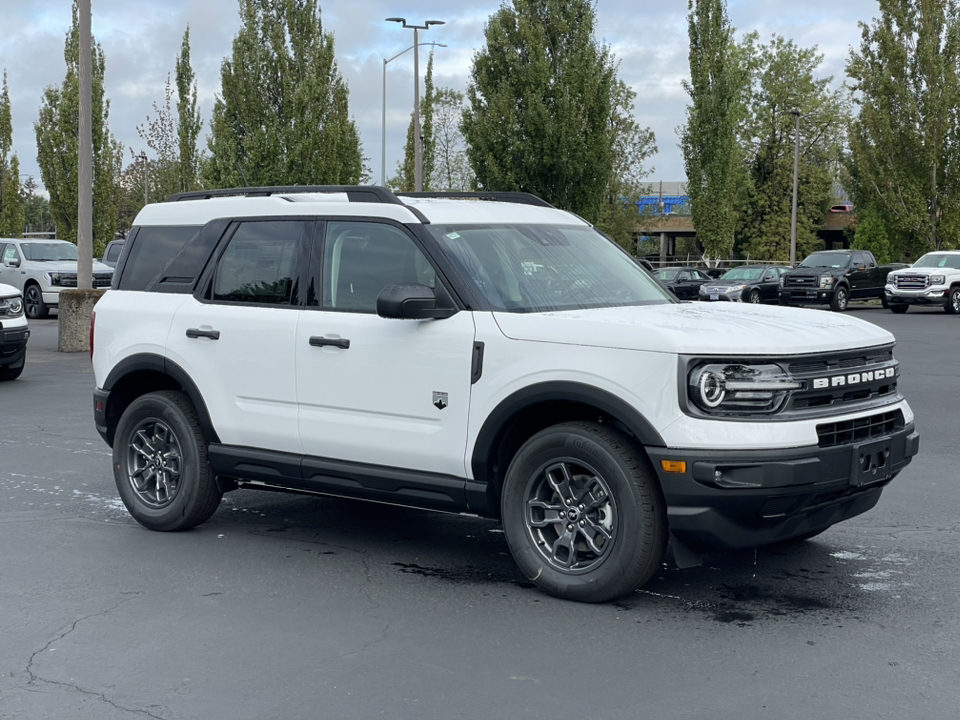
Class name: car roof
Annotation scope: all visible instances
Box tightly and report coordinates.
[132,190,587,228]
[5,238,70,244]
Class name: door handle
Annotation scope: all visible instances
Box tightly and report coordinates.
[186,328,220,340]
[309,336,350,349]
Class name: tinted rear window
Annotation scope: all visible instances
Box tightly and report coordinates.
[118,226,200,291]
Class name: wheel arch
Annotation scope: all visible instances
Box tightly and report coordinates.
[101,353,220,446]
[468,382,664,517]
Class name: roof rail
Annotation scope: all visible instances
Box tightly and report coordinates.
[397,191,554,208]
[165,186,405,205]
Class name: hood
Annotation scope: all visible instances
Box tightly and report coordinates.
[786,266,828,277]
[0,282,20,298]
[37,260,114,274]
[493,302,894,356]
[890,266,935,275]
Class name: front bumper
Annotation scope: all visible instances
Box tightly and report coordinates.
[646,422,919,552]
[885,286,947,306]
[0,324,30,367]
[779,288,832,304]
[41,289,61,307]
[699,288,747,302]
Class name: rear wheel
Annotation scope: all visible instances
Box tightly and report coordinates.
[945,287,960,314]
[890,304,909,314]
[501,421,667,603]
[113,390,222,531]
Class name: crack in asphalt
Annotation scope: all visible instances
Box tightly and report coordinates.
[21,593,170,720]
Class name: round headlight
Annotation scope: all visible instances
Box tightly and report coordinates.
[697,370,726,407]
[9,298,22,315]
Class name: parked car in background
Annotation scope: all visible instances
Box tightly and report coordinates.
[101,239,125,268]
[655,266,711,299]
[699,267,727,279]
[0,281,28,380]
[0,239,114,318]
[779,250,905,311]
[885,250,960,314]
[699,265,788,303]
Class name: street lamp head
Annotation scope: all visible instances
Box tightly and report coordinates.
[787,109,801,117]
[426,20,446,26]
[385,17,405,24]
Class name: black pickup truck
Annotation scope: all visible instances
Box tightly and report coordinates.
[779,250,905,311]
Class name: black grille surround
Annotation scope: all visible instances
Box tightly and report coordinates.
[784,274,818,287]
[679,344,903,421]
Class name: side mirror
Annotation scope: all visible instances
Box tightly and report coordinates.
[7,258,20,268]
[377,284,456,320]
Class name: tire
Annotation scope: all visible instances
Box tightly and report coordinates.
[500,421,667,603]
[946,287,960,314]
[0,360,24,381]
[112,390,222,531]
[881,295,890,309]
[890,304,909,314]
[748,289,762,304]
[24,284,49,319]
[829,285,849,312]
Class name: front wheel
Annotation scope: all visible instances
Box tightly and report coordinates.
[829,286,849,312]
[501,421,667,603]
[0,359,24,381]
[890,304,909,314]
[946,287,960,314]
[113,390,222,531]
[24,284,49,319]
[748,289,762,304]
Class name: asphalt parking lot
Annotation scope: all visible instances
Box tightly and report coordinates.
[1,304,958,720]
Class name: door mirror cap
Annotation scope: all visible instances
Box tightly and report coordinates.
[377,284,456,320]
[6,258,20,268]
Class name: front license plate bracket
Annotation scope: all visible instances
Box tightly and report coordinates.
[850,438,894,487]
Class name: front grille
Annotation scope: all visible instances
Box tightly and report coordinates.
[786,275,817,287]
[788,348,893,376]
[57,273,112,288]
[785,347,899,415]
[894,274,930,290]
[816,409,904,448]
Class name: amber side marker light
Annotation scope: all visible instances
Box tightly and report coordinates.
[660,460,687,473]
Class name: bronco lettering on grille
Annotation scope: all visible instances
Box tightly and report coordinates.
[811,367,896,389]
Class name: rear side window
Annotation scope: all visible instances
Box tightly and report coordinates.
[118,226,200,291]
[104,242,123,263]
[212,221,305,305]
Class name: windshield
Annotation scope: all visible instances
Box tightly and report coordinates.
[719,267,765,281]
[799,252,851,269]
[656,269,680,282]
[913,253,960,269]
[21,242,78,262]
[428,224,676,312]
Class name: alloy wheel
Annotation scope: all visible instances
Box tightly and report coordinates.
[124,419,184,508]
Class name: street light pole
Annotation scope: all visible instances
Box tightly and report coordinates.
[381,41,446,186]
[386,17,445,192]
[789,110,801,267]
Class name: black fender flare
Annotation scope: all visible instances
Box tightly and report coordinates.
[103,353,220,443]
[470,380,665,488]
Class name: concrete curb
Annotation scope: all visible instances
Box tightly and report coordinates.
[57,288,106,353]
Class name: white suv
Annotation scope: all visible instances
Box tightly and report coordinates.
[91,187,920,602]
[0,281,28,380]
[0,238,114,318]
[885,250,960,313]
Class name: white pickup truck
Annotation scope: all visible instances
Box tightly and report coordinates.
[884,250,960,314]
[0,238,114,318]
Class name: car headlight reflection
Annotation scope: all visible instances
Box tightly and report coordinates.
[689,363,802,415]
[0,296,24,318]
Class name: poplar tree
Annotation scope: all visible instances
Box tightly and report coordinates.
[680,0,745,261]
[34,1,122,250]
[206,0,363,188]
[462,0,654,223]
[176,27,202,193]
[846,0,960,252]
[0,70,25,237]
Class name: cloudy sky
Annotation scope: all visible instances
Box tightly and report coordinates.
[0,0,884,193]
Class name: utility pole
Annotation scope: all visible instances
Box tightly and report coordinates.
[386,17,445,192]
[77,0,93,290]
[789,110,801,267]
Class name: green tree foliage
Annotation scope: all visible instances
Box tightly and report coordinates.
[680,0,746,261]
[736,34,848,261]
[137,78,180,202]
[34,1,122,252]
[206,0,363,188]
[430,88,474,191]
[462,0,654,225]
[391,53,436,192]
[176,27,203,193]
[0,70,26,237]
[22,179,56,236]
[846,0,960,252]
[847,203,892,263]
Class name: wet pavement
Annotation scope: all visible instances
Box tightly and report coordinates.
[1,307,957,719]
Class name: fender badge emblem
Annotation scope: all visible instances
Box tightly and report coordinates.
[433,391,448,410]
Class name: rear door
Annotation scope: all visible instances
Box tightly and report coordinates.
[165,219,311,455]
